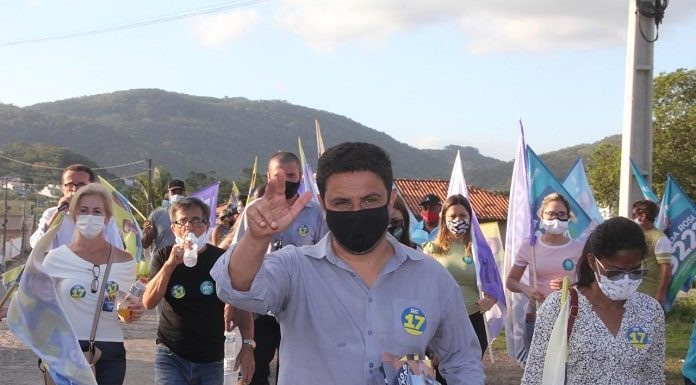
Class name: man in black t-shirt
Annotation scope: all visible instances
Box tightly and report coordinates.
[143,197,255,385]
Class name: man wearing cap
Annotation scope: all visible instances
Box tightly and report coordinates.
[143,179,186,254]
[30,163,123,250]
[411,193,442,246]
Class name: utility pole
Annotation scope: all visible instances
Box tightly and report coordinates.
[20,189,28,261]
[1,179,8,273]
[618,0,666,217]
[147,158,153,216]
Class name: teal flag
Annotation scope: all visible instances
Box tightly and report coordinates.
[527,146,593,241]
[658,175,696,312]
[562,159,604,226]
[630,159,659,203]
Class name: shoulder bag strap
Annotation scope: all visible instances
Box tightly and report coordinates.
[89,245,114,349]
[567,287,579,340]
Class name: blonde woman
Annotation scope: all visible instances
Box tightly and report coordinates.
[42,183,143,385]
[506,192,584,351]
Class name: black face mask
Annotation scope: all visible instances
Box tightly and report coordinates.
[326,203,390,255]
[285,180,301,199]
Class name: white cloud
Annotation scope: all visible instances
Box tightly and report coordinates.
[275,0,696,53]
[413,135,447,150]
[191,10,259,48]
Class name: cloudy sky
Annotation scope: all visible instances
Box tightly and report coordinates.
[1,0,694,160]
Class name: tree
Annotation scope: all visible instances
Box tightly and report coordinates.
[587,67,696,207]
[125,165,172,219]
[587,142,621,213]
[652,68,696,199]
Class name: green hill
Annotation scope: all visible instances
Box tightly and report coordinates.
[0,89,619,191]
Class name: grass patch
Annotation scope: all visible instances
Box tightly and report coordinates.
[665,290,696,385]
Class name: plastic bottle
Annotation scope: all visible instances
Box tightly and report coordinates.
[183,232,198,267]
[117,280,145,322]
[223,330,239,385]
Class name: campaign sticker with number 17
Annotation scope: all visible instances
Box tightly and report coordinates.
[401,307,427,336]
[626,326,650,350]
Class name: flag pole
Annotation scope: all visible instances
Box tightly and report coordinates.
[470,230,496,363]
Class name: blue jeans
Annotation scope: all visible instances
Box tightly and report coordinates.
[155,343,223,385]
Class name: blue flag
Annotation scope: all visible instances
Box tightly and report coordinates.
[527,146,592,241]
[562,159,604,226]
[657,175,696,312]
[630,159,660,203]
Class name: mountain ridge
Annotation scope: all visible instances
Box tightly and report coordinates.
[1,89,619,191]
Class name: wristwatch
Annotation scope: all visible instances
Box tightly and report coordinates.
[242,339,256,349]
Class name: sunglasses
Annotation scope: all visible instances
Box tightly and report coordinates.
[90,264,101,293]
[595,258,647,281]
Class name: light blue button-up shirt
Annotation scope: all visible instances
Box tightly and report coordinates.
[211,233,484,385]
[411,220,439,246]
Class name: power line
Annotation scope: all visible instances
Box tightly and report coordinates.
[0,152,146,171]
[0,0,266,48]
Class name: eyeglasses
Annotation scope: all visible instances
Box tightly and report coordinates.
[89,264,101,293]
[173,218,207,227]
[389,219,404,228]
[63,182,87,190]
[595,258,647,281]
[543,211,570,221]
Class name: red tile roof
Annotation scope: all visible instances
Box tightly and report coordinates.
[394,179,509,221]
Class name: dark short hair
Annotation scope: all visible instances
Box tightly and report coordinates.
[632,199,659,221]
[268,152,301,169]
[169,197,211,224]
[63,164,95,182]
[168,179,186,192]
[576,217,647,288]
[316,142,393,199]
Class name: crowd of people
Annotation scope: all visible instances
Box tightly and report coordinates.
[1,141,694,385]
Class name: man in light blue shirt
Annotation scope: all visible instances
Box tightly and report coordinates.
[411,193,442,246]
[219,151,329,385]
[212,142,484,385]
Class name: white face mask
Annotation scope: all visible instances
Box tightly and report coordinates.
[541,219,569,235]
[76,215,106,239]
[175,231,209,251]
[594,260,642,300]
[169,194,184,205]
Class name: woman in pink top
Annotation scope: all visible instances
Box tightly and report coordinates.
[506,192,584,352]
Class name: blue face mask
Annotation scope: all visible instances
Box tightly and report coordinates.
[161,199,170,209]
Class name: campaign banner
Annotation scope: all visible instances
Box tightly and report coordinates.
[659,175,696,312]
[630,159,660,203]
[562,158,604,226]
[190,181,220,227]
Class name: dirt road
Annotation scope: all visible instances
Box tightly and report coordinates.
[1,309,522,384]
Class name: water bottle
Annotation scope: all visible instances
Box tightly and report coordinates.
[183,232,198,267]
[117,280,145,322]
[223,330,239,385]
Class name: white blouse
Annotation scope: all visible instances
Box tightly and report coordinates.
[43,245,135,342]
[522,289,665,385]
